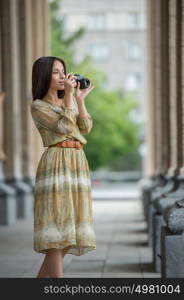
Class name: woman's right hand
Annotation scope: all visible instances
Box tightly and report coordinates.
[64,73,77,95]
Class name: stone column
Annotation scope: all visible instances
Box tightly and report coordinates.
[179,0,184,175]
[153,0,184,275]
[144,0,171,178]
[0,93,6,164]
[159,0,184,278]
[18,0,34,188]
[143,1,179,272]
[0,4,16,225]
[0,0,50,225]
[154,0,171,177]
[1,0,33,222]
[144,0,157,177]
[29,0,49,176]
[0,20,6,172]
[18,0,49,186]
[1,0,22,180]
[167,0,183,177]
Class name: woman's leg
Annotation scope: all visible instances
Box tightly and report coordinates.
[36,254,50,278]
[37,249,64,278]
[36,246,72,278]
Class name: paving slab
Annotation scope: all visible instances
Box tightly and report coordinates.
[0,186,160,278]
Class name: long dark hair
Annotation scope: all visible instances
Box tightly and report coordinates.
[32,56,67,101]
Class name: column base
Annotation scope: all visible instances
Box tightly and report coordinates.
[152,177,184,273]
[5,178,33,219]
[22,176,35,190]
[148,175,177,248]
[153,214,166,273]
[161,226,184,277]
[0,181,16,225]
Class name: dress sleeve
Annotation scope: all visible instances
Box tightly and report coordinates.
[76,114,93,135]
[30,102,76,134]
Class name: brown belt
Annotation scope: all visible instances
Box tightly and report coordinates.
[48,140,83,149]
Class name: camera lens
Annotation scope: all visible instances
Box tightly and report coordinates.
[74,74,90,89]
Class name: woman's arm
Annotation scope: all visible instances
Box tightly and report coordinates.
[75,98,93,134]
[74,81,95,135]
[31,101,75,134]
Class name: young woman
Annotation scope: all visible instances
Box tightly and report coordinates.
[30,56,96,278]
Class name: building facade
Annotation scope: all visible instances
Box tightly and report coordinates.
[60,0,146,121]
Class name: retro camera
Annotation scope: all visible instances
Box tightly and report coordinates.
[74,74,91,89]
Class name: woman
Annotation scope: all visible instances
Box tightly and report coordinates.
[30,56,96,278]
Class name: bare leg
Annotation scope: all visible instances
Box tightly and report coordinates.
[36,246,72,278]
[45,249,64,278]
[36,255,50,278]
[37,249,64,278]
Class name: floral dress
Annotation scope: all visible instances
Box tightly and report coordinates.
[30,98,96,255]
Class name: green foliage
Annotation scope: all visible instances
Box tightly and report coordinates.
[48,0,142,171]
[84,88,141,170]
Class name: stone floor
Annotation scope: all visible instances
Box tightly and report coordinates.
[0,191,161,278]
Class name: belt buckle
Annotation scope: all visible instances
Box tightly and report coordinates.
[75,141,80,149]
[75,141,79,149]
[62,140,67,147]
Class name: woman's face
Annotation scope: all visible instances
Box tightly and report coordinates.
[50,60,66,91]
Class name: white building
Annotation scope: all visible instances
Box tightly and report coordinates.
[60,0,146,122]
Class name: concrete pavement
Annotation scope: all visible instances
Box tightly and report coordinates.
[0,183,160,278]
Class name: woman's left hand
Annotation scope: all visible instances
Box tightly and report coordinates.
[75,81,95,101]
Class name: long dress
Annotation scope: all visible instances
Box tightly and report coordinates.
[30,98,96,256]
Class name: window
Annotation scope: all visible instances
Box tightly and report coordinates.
[106,13,125,30]
[88,43,110,61]
[126,12,141,29]
[63,15,87,31]
[87,14,105,30]
[127,42,142,60]
[125,73,141,91]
